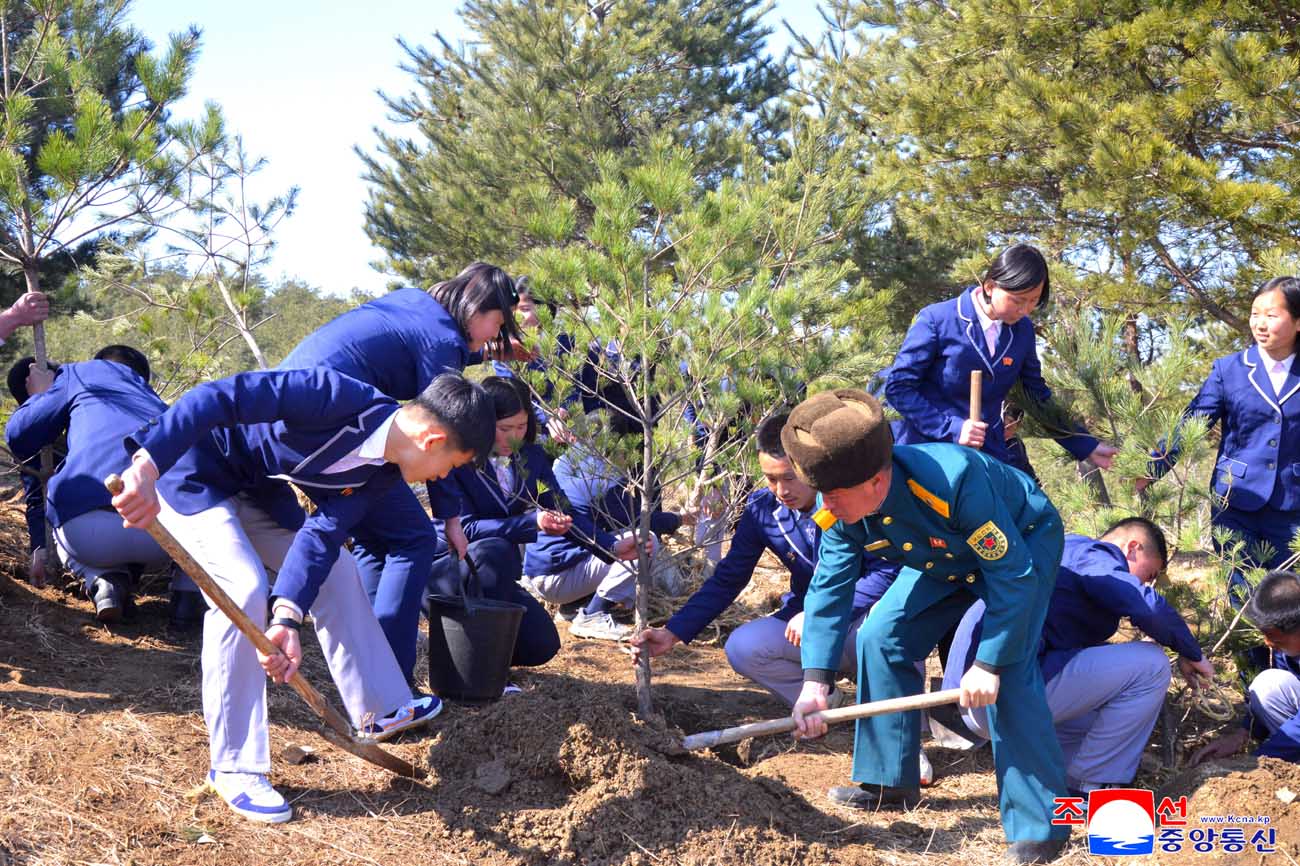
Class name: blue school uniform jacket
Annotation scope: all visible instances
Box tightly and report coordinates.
[884,287,1098,465]
[1150,345,1300,512]
[440,443,563,545]
[279,287,467,518]
[523,450,682,576]
[1038,535,1202,682]
[131,368,409,612]
[664,488,901,643]
[6,360,199,535]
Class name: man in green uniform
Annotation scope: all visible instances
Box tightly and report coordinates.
[785,388,1070,865]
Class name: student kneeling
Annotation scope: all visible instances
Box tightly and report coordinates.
[112,370,493,824]
[943,518,1213,795]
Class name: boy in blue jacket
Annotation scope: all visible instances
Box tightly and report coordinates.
[632,413,900,705]
[111,371,493,825]
[943,518,1213,795]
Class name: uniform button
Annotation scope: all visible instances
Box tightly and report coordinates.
[966,575,976,584]
[903,542,913,551]
[1268,462,1275,470]
[925,561,934,569]
[1026,523,1035,531]
[947,574,957,582]
[883,516,893,525]
[1270,439,1278,447]
[944,552,954,559]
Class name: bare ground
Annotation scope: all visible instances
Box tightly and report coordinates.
[0,490,1292,866]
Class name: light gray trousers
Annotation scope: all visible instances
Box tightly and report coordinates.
[724,611,867,706]
[157,493,412,774]
[946,601,1171,790]
[54,508,197,594]
[1248,668,1300,733]
[529,555,637,606]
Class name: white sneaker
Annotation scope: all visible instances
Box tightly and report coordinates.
[361,694,443,742]
[919,749,934,786]
[569,609,633,641]
[207,770,292,824]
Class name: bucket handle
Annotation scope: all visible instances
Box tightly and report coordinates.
[459,553,487,613]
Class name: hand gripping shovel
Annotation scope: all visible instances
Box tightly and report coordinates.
[105,475,426,779]
[681,688,962,751]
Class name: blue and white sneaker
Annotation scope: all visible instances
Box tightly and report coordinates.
[361,694,443,742]
[206,770,292,824]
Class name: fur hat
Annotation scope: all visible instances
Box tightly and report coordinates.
[780,388,892,491]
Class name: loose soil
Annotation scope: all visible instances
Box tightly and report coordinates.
[0,485,1291,865]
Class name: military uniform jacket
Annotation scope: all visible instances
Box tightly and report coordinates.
[133,368,405,612]
[665,488,900,644]
[1150,345,1300,512]
[279,287,467,519]
[802,443,1061,675]
[884,288,1098,465]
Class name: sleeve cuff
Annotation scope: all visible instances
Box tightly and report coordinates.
[803,668,837,686]
[972,659,1002,674]
[271,598,305,621]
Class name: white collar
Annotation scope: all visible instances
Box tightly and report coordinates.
[1264,351,1296,371]
[357,411,396,461]
[971,287,1001,334]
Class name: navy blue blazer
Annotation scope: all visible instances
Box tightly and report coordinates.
[665,488,901,643]
[1150,345,1300,512]
[523,450,682,575]
[885,287,1098,465]
[6,360,195,533]
[132,368,407,611]
[279,287,467,519]
[439,443,563,545]
[1037,534,1202,682]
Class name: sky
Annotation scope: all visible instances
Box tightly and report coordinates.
[127,1,832,297]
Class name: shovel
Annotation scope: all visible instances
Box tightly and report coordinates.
[681,688,962,751]
[104,474,426,779]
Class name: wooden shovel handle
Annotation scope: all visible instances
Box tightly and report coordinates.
[969,369,983,422]
[104,474,425,778]
[681,688,962,751]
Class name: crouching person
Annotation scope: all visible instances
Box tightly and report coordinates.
[6,346,204,628]
[111,370,493,823]
[1193,571,1300,764]
[632,413,900,704]
[944,518,1213,795]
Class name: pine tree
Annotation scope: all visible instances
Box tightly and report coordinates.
[522,123,866,717]
[820,0,1300,332]
[360,0,791,285]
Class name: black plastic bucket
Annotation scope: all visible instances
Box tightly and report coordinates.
[426,554,525,702]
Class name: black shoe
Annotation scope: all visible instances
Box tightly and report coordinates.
[91,573,130,623]
[168,589,206,634]
[1005,837,1069,864]
[827,783,921,810]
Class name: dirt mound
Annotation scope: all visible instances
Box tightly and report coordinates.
[1157,757,1300,864]
[425,680,839,865]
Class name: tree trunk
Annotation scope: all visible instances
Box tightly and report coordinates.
[634,363,656,720]
[23,260,58,575]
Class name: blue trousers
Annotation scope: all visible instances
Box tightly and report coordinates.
[427,537,560,668]
[854,521,1068,843]
[1214,505,1300,606]
[351,483,440,685]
